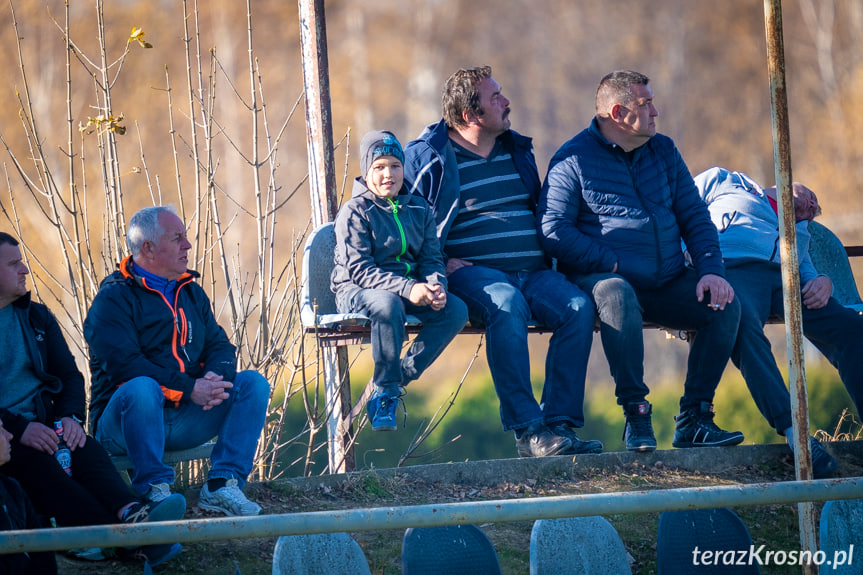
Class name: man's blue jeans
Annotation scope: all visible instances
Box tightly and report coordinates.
[96,371,269,496]
[337,287,468,393]
[447,265,594,431]
[726,261,863,434]
[576,269,741,411]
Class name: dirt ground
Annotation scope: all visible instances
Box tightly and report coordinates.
[51,448,863,575]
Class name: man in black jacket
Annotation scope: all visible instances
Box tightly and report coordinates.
[0,231,185,566]
[84,206,269,517]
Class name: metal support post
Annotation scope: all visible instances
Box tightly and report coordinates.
[298,0,354,472]
[763,1,817,570]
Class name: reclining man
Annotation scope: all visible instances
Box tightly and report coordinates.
[694,166,863,477]
[84,206,270,516]
[0,231,184,566]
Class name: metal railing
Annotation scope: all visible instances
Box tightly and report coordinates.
[1,477,861,554]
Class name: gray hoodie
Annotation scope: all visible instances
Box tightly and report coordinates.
[331,177,446,304]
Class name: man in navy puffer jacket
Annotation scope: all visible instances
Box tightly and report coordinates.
[538,70,743,452]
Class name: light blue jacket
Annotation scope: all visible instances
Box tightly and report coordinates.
[693,166,819,283]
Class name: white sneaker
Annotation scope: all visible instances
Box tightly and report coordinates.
[199,478,261,516]
[147,483,173,504]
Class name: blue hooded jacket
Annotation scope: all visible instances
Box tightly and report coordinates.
[403,119,542,248]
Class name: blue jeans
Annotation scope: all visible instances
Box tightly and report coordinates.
[337,287,468,393]
[576,269,741,411]
[447,265,594,431]
[727,261,863,433]
[96,371,269,495]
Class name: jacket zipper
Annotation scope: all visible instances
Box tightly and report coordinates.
[141,277,193,371]
[387,197,411,277]
[624,155,663,278]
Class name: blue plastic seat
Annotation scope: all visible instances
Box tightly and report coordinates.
[657,508,760,574]
[272,532,370,575]
[401,524,502,575]
[819,499,863,574]
[530,516,631,574]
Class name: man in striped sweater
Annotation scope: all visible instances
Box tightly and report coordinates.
[404,66,601,458]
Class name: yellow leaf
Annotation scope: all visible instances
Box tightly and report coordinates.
[130,27,153,48]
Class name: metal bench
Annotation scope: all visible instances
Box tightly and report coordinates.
[110,442,216,488]
[301,221,863,472]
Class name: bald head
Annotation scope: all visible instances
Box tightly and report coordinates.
[792,182,821,222]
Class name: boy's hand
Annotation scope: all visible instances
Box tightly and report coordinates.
[409,283,447,308]
[429,284,447,310]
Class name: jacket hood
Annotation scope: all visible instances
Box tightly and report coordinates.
[417,119,535,158]
[350,176,409,204]
[100,256,199,288]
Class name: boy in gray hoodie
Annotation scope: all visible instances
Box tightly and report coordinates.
[331,131,468,431]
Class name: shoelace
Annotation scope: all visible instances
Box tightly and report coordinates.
[123,503,150,524]
[696,414,723,433]
[626,414,654,437]
[381,392,408,428]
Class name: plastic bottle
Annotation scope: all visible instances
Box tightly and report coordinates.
[53,421,72,476]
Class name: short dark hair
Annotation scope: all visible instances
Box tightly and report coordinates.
[0,232,19,248]
[441,66,493,129]
[596,70,650,112]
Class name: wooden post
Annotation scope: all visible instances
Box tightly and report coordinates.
[298,0,354,473]
[763,1,817,570]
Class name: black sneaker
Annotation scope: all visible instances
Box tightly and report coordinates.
[623,401,657,452]
[550,423,603,454]
[515,423,572,457]
[796,436,839,479]
[672,402,744,448]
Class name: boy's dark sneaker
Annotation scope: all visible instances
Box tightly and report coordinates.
[515,423,572,457]
[550,423,603,454]
[672,401,744,448]
[123,493,187,524]
[623,401,657,452]
[367,388,405,431]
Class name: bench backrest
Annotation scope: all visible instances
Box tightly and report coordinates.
[808,220,863,307]
[300,220,863,330]
[301,222,338,327]
[301,222,372,329]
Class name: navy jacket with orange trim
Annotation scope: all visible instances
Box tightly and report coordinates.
[84,256,237,432]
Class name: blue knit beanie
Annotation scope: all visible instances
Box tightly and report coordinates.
[360,130,404,177]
